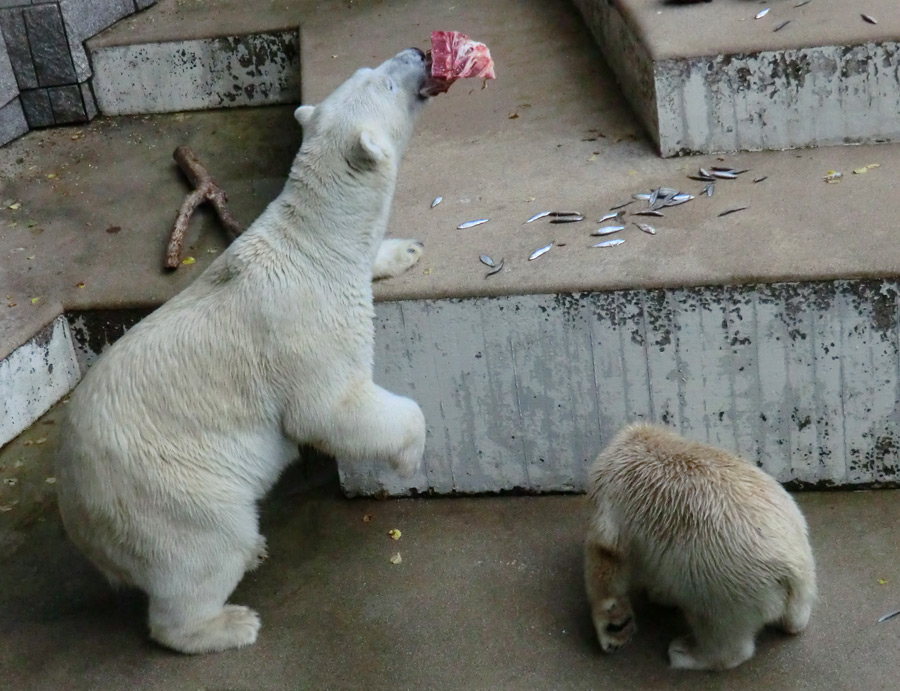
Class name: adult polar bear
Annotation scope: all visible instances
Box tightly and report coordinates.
[56,48,437,654]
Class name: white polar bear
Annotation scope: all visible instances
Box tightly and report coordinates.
[585,423,816,671]
[56,48,433,654]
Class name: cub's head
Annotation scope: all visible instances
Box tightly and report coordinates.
[592,597,637,653]
[294,48,430,177]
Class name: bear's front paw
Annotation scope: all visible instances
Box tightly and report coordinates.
[373,238,424,279]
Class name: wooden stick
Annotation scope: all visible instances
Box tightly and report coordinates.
[165,145,244,269]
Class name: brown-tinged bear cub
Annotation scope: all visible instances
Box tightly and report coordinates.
[585,423,816,671]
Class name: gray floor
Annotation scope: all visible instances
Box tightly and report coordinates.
[1,446,899,690]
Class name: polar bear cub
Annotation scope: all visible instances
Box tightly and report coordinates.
[585,423,816,671]
[55,48,433,654]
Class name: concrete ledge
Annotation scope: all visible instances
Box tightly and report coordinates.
[573,0,900,156]
[342,280,900,496]
[88,31,301,115]
[0,315,79,446]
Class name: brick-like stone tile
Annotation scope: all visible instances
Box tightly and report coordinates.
[0,93,26,145]
[47,82,84,122]
[0,8,38,90]
[23,3,76,86]
[0,15,18,105]
[19,85,52,126]
[60,0,135,81]
[79,79,96,120]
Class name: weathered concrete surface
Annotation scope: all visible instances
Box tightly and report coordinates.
[89,32,302,115]
[574,0,900,155]
[342,282,900,496]
[1,465,898,690]
[0,316,78,447]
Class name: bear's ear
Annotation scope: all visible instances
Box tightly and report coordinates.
[355,129,390,167]
[294,105,316,127]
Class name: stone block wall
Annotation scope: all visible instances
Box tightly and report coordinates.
[0,0,156,146]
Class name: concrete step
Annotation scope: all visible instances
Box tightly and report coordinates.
[85,0,302,115]
[573,0,900,156]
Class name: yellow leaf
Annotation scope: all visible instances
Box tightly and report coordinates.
[878,578,887,585]
[9,202,21,210]
[30,297,41,304]
[388,529,402,540]
[182,256,196,265]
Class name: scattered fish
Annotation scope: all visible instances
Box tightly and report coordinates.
[593,239,625,248]
[651,191,677,211]
[712,170,738,180]
[633,193,652,201]
[431,196,443,208]
[485,258,504,277]
[549,211,583,217]
[878,609,900,624]
[528,242,553,261]
[862,14,877,25]
[689,174,714,182]
[703,182,715,197]
[457,218,489,229]
[718,206,748,217]
[755,8,770,20]
[479,255,496,268]
[648,188,660,207]
[774,20,791,32]
[635,223,657,235]
[609,200,635,211]
[699,167,714,179]
[794,0,812,7]
[525,211,552,224]
[598,211,624,223]
[634,210,665,218]
[753,176,768,183]
[591,225,626,236]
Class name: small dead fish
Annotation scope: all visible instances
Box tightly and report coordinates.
[688,174,714,182]
[609,200,635,211]
[794,0,812,7]
[703,182,715,197]
[718,206,748,217]
[774,19,791,32]
[634,210,665,218]
[862,14,877,25]
[632,193,652,201]
[457,218,489,229]
[648,188,660,207]
[878,609,900,623]
[485,258,504,277]
[755,8,770,19]
[525,211,552,224]
[635,223,657,235]
[651,192,676,211]
[658,187,679,198]
[591,225,625,236]
[699,167,714,179]
[598,211,624,224]
[479,254,496,267]
[712,170,738,180]
[753,176,768,183]
[431,196,443,208]
[663,192,693,207]
[549,215,585,224]
[593,239,624,248]
[528,242,553,261]
[549,211,583,217]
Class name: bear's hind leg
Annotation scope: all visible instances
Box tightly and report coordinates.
[668,612,758,671]
[584,539,636,653]
[146,529,263,654]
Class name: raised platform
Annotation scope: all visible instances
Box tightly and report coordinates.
[3,0,900,497]
[573,0,900,156]
[86,1,302,115]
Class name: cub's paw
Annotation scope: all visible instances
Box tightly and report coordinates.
[593,598,636,653]
[668,636,703,670]
[373,238,424,279]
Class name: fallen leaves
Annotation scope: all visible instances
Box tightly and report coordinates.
[388,528,402,540]
[389,552,402,565]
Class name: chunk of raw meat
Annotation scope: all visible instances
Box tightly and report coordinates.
[422,31,495,95]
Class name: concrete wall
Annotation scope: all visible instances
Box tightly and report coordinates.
[341,280,900,495]
[0,0,156,146]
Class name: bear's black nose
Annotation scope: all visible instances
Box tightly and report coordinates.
[407,47,425,60]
